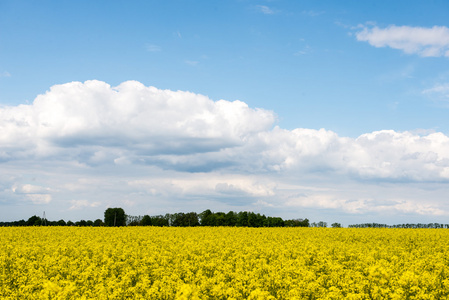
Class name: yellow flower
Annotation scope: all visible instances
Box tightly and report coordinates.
[2,227,449,299]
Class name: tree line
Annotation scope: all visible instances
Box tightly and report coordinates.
[0,215,105,227]
[0,208,311,228]
[348,223,449,229]
[4,209,446,229]
[124,209,311,227]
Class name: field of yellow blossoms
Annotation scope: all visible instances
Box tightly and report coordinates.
[2,227,449,299]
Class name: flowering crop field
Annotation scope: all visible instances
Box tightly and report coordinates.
[2,227,449,299]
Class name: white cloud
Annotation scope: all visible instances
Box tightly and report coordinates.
[356,25,449,57]
[302,10,325,17]
[294,45,312,56]
[255,5,275,15]
[2,80,449,181]
[12,184,50,194]
[26,194,52,204]
[128,174,275,199]
[146,44,161,52]
[423,83,449,100]
[2,80,449,222]
[246,128,449,181]
[8,183,52,205]
[185,60,199,66]
[0,71,11,77]
[0,80,275,164]
[284,194,446,216]
[69,200,101,210]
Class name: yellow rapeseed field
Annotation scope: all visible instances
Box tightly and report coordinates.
[1,227,449,299]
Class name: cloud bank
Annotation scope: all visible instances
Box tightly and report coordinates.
[2,80,449,222]
[0,80,274,166]
[356,25,449,57]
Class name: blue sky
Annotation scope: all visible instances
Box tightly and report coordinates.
[1,0,449,225]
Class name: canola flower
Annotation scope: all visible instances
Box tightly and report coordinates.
[1,227,449,299]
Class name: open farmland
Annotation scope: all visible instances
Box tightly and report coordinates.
[2,227,449,299]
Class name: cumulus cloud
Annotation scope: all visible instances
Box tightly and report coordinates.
[2,80,449,221]
[245,128,449,181]
[356,25,449,57]
[0,80,275,164]
[12,184,51,194]
[2,80,449,180]
[7,183,53,205]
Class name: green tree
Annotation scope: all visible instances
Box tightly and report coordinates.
[94,219,104,226]
[171,212,199,226]
[248,213,266,227]
[76,220,87,226]
[284,218,309,227]
[26,215,42,226]
[225,211,237,226]
[264,217,284,227]
[300,218,310,227]
[199,209,213,226]
[171,213,184,226]
[152,215,169,226]
[126,215,142,226]
[317,221,327,228]
[141,215,152,226]
[237,211,248,227]
[214,212,226,226]
[104,208,126,227]
[185,212,199,226]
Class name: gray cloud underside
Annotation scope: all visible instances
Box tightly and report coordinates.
[1,80,449,180]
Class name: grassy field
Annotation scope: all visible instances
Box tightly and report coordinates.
[1,227,449,299]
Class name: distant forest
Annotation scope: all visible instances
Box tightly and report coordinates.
[348,223,449,229]
[2,208,447,229]
[0,208,313,228]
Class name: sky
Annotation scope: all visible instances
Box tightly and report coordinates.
[1,0,449,226]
